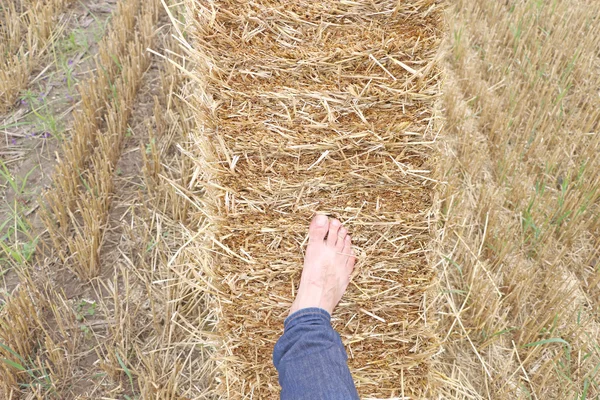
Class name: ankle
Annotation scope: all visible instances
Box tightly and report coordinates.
[290,286,323,315]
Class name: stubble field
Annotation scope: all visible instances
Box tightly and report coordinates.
[0,0,598,399]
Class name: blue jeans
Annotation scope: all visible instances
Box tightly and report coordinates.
[273,308,360,400]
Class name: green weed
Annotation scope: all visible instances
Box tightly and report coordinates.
[452,27,464,61]
[521,197,542,251]
[0,342,55,395]
[74,300,97,338]
[0,160,39,268]
[74,299,97,321]
[524,337,571,350]
[20,90,64,140]
[77,0,111,42]
[0,159,36,196]
[115,351,137,397]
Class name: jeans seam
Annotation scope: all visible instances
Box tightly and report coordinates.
[285,308,330,327]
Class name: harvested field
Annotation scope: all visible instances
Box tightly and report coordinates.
[0,0,210,397]
[1,0,599,398]
[434,1,600,399]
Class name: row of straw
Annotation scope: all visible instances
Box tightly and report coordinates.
[41,0,161,280]
[183,0,444,397]
[123,29,214,397]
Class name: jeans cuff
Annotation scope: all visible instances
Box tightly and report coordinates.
[284,307,331,329]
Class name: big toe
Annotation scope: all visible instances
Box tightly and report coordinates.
[308,214,330,243]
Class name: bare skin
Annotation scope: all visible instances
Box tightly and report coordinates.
[290,215,356,316]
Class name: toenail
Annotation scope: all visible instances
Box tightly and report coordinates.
[315,214,328,226]
[331,219,340,226]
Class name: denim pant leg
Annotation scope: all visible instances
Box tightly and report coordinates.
[273,308,359,400]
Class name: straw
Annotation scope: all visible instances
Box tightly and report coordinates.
[183,0,444,397]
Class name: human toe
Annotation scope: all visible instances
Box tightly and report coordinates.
[344,238,356,271]
[326,219,341,246]
[308,214,330,244]
[336,226,348,249]
[341,235,356,268]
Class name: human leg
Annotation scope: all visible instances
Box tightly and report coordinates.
[273,215,359,400]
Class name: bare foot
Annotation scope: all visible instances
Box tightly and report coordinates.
[290,215,356,316]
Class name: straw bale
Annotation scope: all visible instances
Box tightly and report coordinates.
[184,0,443,397]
